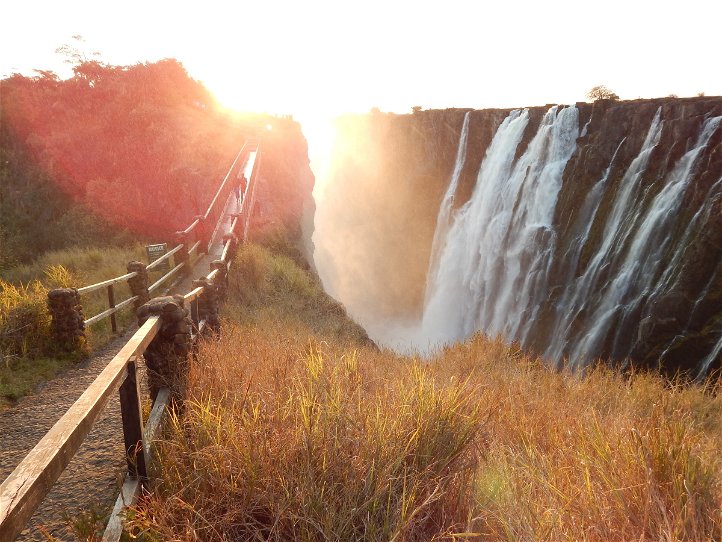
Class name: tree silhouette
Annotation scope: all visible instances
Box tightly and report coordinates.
[586,85,619,102]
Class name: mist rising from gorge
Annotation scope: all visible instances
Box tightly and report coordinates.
[308,110,465,349]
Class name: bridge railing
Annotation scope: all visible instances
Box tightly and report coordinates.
[67,144,251,336]
[0,143,262,541]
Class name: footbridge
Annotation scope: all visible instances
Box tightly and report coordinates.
[0,141,262,541]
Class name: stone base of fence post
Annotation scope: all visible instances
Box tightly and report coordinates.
[210,260,228,299]
[47,288,85,351]
[137,295,192,401]
[126,261,150,309]
[191,278,221,333]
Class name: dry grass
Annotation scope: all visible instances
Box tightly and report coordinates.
[127,244,722,541]
[0,244,158,403]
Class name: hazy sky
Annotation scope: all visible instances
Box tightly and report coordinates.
[3,0,721,121]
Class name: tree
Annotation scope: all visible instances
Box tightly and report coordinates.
[55,34,102,65]
[586,85,619,102]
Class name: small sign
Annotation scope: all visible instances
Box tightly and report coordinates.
[146,243,169,271]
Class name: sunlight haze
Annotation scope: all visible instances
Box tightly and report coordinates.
[3,0,722,190]
[3,0,721,119]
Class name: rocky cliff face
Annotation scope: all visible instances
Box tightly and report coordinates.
[315,98,722,376]
[251,117,315,256]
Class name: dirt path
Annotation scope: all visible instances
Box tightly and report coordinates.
[0,330,136,540]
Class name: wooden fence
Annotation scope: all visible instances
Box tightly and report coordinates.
[0,141,262,541]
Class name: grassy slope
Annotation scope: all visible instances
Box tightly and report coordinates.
[0,244,157,404]
[129,244,722,541]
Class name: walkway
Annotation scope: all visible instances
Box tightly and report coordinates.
[0,151,256,540]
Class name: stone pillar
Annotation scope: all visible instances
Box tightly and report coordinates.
[191,278,221,333]
[47,288,85,350]
[210,260,228,299]
[126,261,150,309]
[137,295,192,401]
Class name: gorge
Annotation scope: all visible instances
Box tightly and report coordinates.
[313,97,722,377]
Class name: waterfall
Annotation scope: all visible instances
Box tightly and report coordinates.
[544,108,664,363]
[420,106,578,350]
[566,114,721,367]
[417,105,722,374]
[424,111,471,307]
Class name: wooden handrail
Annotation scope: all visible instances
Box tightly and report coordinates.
[0,316,161,541]
[85,295,140,327]
[148,262,185,294]
[187,240,202,256]
[1,142,264,540]
[78,272,138,295]
[184,286,204,304]
[73,143,250,324]
[203,144,248,222]
[180,218,200,236]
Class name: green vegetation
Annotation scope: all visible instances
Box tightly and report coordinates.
[0,55,285,404]
[0,132,132,269]
[0,58,239,265]
[0,244,156,405]
[127,244,721,541]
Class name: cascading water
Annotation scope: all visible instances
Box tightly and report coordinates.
[424,111,471,308]
[544,108,664,363]
[421,106,579,349]
[567,115,722,366]
[417,105,722,376]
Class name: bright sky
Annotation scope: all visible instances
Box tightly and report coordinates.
[2,0,721,167]
[3,0,721,113]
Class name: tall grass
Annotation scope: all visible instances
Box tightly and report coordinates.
[127,244,722,541]
[0,243,157,403]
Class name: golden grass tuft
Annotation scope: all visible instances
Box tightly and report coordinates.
[128,244,722,541]
[0,244,156,403]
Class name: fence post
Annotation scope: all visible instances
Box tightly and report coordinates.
[127,261,150,309]
[107,285,117,333]
[195,215,210,255]
[47,288,85,350]
[210,260,229,300]
[191,278,221,333]
[174,231,191,276]
[118,358,148,480]
[137,295,192,401]
[222,232,239,261]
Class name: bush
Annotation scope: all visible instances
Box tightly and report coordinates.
[0,278,52,358]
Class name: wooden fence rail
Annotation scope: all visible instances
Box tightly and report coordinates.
[0,142,261,541]
[76,143,251,330]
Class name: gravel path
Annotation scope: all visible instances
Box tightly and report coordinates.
[0,329,137,541]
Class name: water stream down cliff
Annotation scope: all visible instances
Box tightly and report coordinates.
[314,98,722,377]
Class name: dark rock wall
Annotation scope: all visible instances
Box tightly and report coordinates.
[255,118,316,250]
